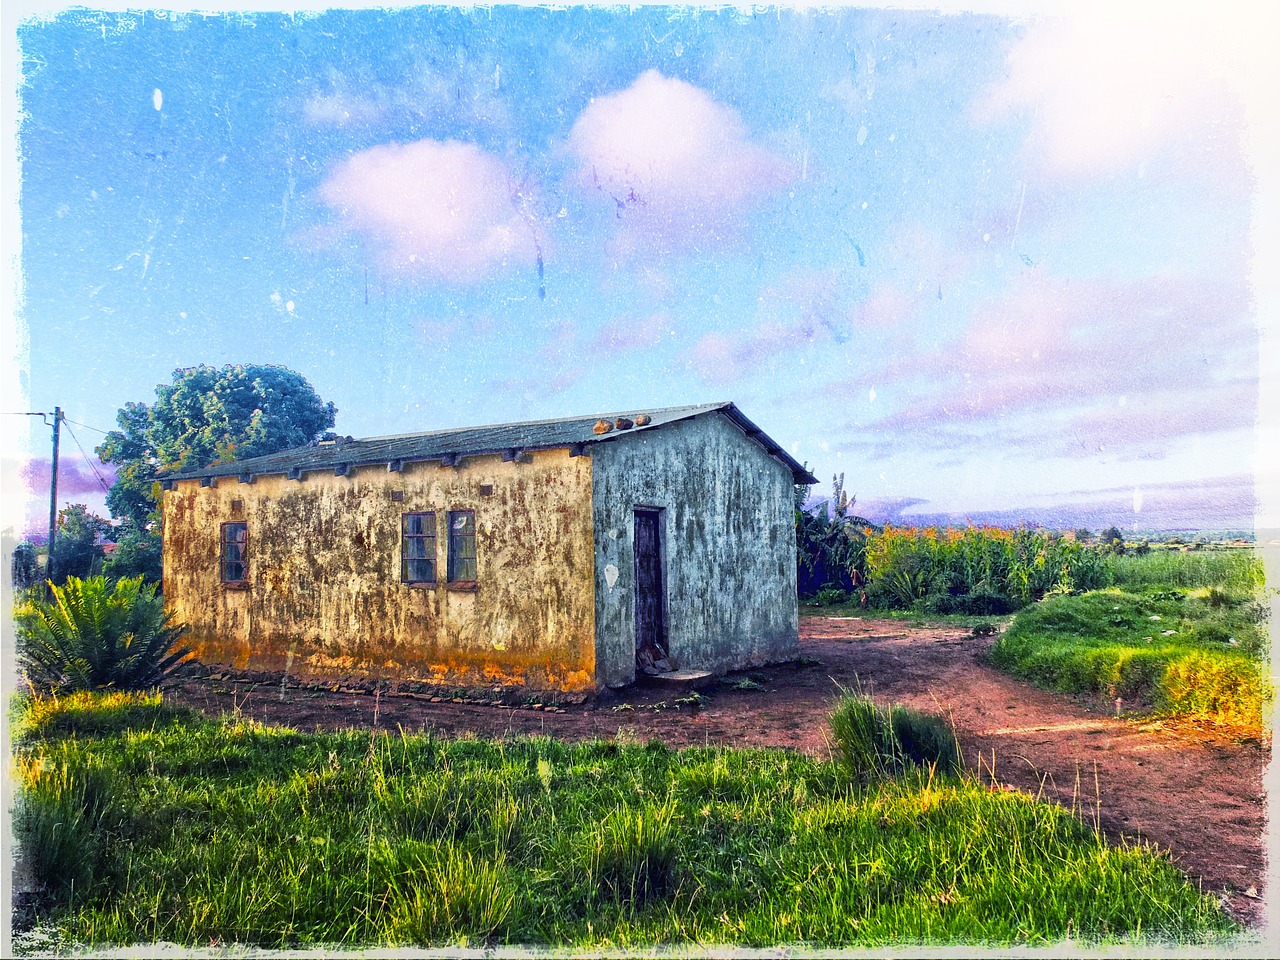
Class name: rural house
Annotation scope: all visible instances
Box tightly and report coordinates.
[161,402,816,693]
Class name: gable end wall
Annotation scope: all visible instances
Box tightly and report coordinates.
[590,413,799,686]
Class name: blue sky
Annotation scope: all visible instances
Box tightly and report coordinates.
[5,3,1278,535]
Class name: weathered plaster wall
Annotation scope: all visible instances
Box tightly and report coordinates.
[162,450,596,691]
[591,414,799,687]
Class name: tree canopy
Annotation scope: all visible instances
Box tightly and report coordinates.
[50,503,113,583]
[97,364,337,527]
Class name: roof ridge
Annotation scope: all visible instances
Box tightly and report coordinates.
[354,401,731,443]
[162,400,816,486]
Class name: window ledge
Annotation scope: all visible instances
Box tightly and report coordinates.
[446,581,478,592]
[222,582,250,591]
[403,581,437,589]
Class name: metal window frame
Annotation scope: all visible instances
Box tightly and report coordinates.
[446,509,477,584]
[219,520,248,586]
[400,511,437,585]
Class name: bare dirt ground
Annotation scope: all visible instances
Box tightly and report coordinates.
[164,615,1271,928]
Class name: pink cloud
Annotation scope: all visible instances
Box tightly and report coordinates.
[1054,381,1257,455]
[869,266,1250,410]
[686,266,892,385]
[853,283,917,330]
[585,311,676,357]
[687,260,932,385]
[318,140,541,285]
[686,319,825,386]
[567,70,793,256]
[839,265,1255,463]
[975,14,1249,180]
[686,333,741,385]
[21,455,115,498]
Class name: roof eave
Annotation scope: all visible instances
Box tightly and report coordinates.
[715,403,818,485]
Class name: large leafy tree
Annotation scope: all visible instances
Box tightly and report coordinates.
[97,364,337,530]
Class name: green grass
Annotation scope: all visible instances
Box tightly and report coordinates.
[991,587,1271,733]
[12,692,1238,952]
[1106,550,1265,592]
[801,602,1005,631]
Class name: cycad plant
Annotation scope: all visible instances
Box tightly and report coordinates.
[16,575,191,693]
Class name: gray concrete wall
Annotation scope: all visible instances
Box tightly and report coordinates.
[590,412,799,687]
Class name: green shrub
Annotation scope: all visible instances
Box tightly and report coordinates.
[921,591,1018,616]
[813,585,852,606]
[101,526,164,585]
[16,575,191,694]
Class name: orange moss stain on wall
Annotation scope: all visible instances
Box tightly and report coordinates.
[163,449,597,691]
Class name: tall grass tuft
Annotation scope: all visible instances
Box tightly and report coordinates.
[584,801,680,906]
[13,747,121,901]
[383,842,521,945]
[829,694,963,783]
[888,704,964,776]
[829,694,903,783]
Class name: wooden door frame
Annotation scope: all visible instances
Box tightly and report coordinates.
[632,505,669,662]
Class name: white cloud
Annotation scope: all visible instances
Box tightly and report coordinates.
[976,12,1258,179]
[567,70,793,256]
[317,140,540,285]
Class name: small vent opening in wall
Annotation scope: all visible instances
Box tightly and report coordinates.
[391,490,405,502]
[230,500,243,512]
[479,484,494,497]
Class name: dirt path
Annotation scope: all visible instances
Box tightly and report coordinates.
[164,616,1270,927]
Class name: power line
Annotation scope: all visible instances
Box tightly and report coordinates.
[61,422,113,491]
[1,411,56,425]
[64,417,110,435]
[1,412,110,435]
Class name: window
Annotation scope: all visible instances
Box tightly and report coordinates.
[447,510,476,582]
[401,512,436,584]
[220,522,247,584]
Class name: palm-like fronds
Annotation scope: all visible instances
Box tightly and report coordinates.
[16,576,191,693]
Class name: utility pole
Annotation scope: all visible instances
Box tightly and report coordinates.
[46,406,63,582]
[3,408,65,583]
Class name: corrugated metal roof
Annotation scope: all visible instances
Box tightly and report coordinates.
[165,401,818,486]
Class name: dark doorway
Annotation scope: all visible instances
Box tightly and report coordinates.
[633,507,669,673]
